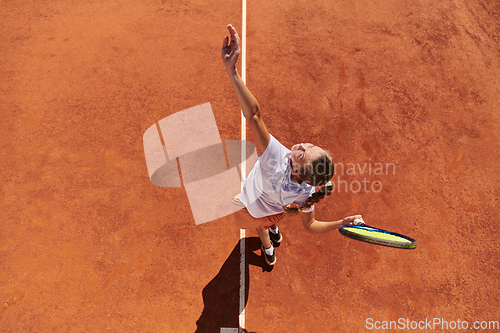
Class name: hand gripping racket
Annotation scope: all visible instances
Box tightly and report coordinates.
[339,219,417,249]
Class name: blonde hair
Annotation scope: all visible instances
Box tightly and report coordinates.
[284,150,334,216]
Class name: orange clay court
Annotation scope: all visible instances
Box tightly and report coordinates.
[1,0,500,332]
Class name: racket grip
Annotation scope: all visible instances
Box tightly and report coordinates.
[353,218,365,226]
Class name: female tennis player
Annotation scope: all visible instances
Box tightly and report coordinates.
[222,24,362,265]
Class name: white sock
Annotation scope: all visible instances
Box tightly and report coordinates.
[269,226,279,235]
[265,244,274,256]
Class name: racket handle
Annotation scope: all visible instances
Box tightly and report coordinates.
[353,218,365,226]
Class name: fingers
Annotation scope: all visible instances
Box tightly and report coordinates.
[342,215,364,225]
[352,215,364,225]
[222,24,241,67]
[226,24,241,45]
[353,218,364,226]
[227,24,236,34]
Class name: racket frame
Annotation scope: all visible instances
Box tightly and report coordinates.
[339,224,417,249]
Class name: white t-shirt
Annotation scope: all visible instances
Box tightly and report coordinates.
[239,134,316,218]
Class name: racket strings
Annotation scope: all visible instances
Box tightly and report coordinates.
[339,225,417,249]
[347,228,413,243]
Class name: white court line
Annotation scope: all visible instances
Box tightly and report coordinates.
[223,3,247,332]
[239,0,247,332]
[220,328,238,333]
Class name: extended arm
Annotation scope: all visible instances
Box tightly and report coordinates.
[299,210,363,233]
[222,24,270,152]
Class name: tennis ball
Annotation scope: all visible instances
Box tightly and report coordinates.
[353,218,364,225]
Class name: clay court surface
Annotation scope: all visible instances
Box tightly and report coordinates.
[2,0,500,332]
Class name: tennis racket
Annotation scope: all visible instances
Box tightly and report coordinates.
[339,219,417,249]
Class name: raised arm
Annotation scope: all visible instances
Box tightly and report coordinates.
[222,24,270,153]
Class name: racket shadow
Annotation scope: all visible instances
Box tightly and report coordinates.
[195,237,269,333]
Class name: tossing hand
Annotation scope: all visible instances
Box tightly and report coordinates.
[221,24,241,72]
[342,215,364,226]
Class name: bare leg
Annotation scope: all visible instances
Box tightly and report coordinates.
[256,228,272,249]
[233,206,274,249]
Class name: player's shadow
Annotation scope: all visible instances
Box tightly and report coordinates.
[195,237,269,333]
